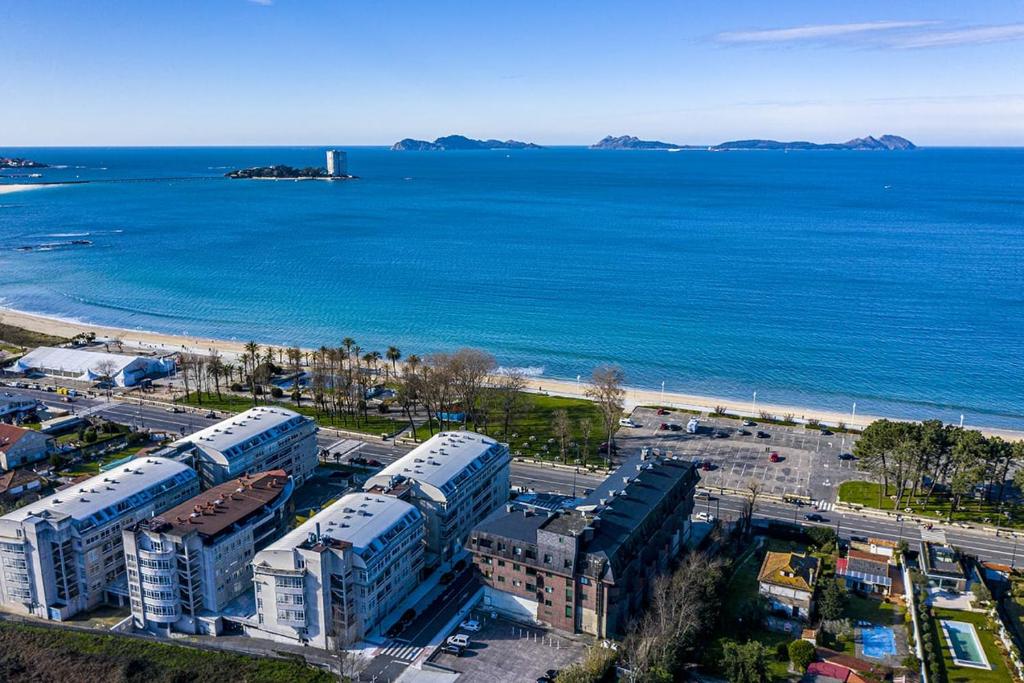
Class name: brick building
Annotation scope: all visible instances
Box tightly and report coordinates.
[468,452,698,638]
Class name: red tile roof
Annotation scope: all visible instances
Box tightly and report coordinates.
[0,424,34,449]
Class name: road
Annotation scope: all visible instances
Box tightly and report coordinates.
[11,385,1023,566]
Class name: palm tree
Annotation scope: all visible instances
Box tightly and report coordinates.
[244,341,261,406]
[386,346,401,380]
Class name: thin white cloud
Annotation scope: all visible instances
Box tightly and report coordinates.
[892,23,1024,48]
[247,0,273,6]
[717,20,937,44]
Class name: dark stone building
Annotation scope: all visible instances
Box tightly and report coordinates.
[468,452,698,638]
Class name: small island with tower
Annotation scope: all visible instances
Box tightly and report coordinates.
[225,149,355,180]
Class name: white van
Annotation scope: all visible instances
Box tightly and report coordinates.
[618,417,639,428]
[686,417,700,434]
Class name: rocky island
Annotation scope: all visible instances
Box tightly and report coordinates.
[391,134,543,151]
[225,165,353,180]
[591,134,916,151]
[0,156,48,168]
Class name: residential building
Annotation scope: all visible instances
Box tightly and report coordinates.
[0,468,45,501]
[365,431,510,566]
[0,393,39,420]
[326,149,347,177]
[247,492,424,649]
[467,452,698,638]
[920,541,967,592]
[167,407,317,487]
[837,548,899,597]
[0,423,54,470]
[849,537,898,559]
[15,346,175,387]
[0,457,199,620]
[123,470,294,635]
[757,550,819,621]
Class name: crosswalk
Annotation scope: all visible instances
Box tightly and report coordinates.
[816,501,836,512]
[379,641,423,662]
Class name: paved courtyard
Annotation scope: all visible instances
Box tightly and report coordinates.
[432,615,589,683]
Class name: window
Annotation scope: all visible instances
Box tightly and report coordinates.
[513,563,521,572]
[545,586,553,593]
[513,546,522,556]
[580,576,590,585]
[497,575,506,583]
[543,554,552,564]
[563,559,572,570]
[497,560,505,567]
[565,606,573,618]
[526,583,535,592]
[545,599,552,606]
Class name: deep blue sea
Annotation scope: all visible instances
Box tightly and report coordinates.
[1,147,1022,428]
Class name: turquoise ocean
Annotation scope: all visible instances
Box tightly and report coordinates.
[1,146,1022,428]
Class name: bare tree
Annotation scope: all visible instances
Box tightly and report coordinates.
[552,408,572,463]
[741,479,763,536]
[584,365,625,465]
[494,367,527,439]
[450,348,496,430]
[578,417,593,465]
[396,355,422,441]
[93,359,119,397]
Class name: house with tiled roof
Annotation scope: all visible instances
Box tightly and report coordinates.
[758,550,819,621]
[0,468,44,500]
[837,548,895,596]
[0,423,54,471]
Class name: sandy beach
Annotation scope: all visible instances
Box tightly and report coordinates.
[2,306,1021,441]
[0,184,53,195]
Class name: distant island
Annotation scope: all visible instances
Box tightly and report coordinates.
[0,156,48,168]
[391,134,543,151]
[225,165,354,180]
[591,134,916,151]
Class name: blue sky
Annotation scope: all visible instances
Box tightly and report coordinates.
[2,1,1022,145]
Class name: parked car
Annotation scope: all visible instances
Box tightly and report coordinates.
[756,431,770,438]
[742,420,756,427]
[712,430,728,439]
[659,422,669,430]
[459,619,481,632]
[441,644,465,656]
[205,411,217,419]
[838,452,855,461]
[656,408,669,416]
[820,428,833,436]
[736,429,750,436]
[365,458,383,467]
[447,634,471,648]
[701,460,713,471]
[695,511,716,522]
[769,452,781,463]
[695,490,712,500]
[168,406,185,413]
[618,418,639,428]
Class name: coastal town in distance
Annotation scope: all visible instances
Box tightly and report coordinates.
[3,3,1024,683]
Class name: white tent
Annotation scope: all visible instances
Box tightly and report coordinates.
[15,346,175,387]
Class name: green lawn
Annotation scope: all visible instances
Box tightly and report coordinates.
[0,621,333,683]
[844,592,898,624]
[178,392,407,436]
[57,445,147,478]
[838,480,1024,528]
[932,608,1013,683]
[413,391,609,465]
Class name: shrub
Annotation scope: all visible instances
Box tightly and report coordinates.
[808,526,837,551]
[83,429,97,443]
[270,386,284,398]
[972,582,993,604]
[775,642,790,662]
[788,639,815,672]
[902,654,921,670]
[229,382,243,392]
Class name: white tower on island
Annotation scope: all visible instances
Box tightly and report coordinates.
[326,149,347,177]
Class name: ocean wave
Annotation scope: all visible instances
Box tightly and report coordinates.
[496,365,545,377]
[44,232,91,238]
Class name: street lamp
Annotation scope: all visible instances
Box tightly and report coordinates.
[660,381,665,406]
[751,391,757,417]
[851,402,857,427]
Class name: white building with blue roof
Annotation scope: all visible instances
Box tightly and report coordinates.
[364,431,510,566]
[170,406,317,487]
[0,456,199,620]
[247,492,424,649]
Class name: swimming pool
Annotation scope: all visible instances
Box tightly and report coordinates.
[941,620,992,670]
[861,625,897,659]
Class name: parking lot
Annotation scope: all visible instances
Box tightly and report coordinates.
[621,407,863,503]
[433,614,588,683]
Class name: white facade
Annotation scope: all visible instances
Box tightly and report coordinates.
[247,492,424,649]
[170,407,317,487]
[123,471,294,635]
[364,431,511,566]
[0,424,54,471]
[0,457,199,620]
[15,347,175,387]
[326,149,347,177]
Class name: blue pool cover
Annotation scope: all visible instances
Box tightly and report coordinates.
[861,625,897,659]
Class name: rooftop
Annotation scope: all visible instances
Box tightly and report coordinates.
[758,551,819,592]
[0,423,43,450]
[17,346,150,375]
[266,492,421,561]
[474,507,550,543]
[0,468,44,495]
[136,470,290,542]
[172,406,311,462]
[367,431,507,498]
[921,541,965,577]
[2,456,196,528]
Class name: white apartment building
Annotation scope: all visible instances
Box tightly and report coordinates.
[364,431,511,566]
[0,457,199,620]
[247,492,424,649]
[168,407,317,488]
[123,470,294,635]
[326,149,347,177]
